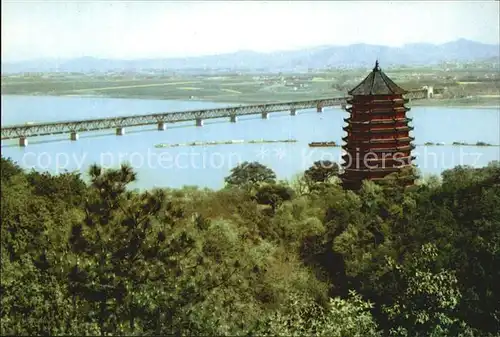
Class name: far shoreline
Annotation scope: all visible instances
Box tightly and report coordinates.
[1,92,499,110]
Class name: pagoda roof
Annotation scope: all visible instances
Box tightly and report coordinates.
[348,61,407,96]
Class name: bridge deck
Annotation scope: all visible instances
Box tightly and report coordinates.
[1,90,428,140]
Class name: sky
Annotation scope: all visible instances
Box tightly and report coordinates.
[2,0,499,62]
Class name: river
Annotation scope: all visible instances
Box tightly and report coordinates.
[1,95,499,190]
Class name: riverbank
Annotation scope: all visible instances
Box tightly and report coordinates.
[410,96,499,109]
[3,92,499,109]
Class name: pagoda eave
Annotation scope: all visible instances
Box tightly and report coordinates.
[346,98,410,106]
[342,165,413,173]
[341,154,416,162]
[346,106,410,113]
[343,117,413,125]
[343,126,414,133]
[341,145,415,153]
[342,136,415,144]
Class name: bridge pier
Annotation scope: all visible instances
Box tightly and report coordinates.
[19,137,28,147]
[158,122,166,131]
[261,112,269,119]
[230,115,237,123]
[317,105,323,113]
[196,118,204,127]
[116,127,125,136]
[341,102,347,110]
[290,108,297,116]
[70,131,79,141]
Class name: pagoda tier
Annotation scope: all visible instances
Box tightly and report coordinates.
[345,106,411,115]
[344,117,413,123]
[342,166,414,188]
[342,154,416,166]
[342,171,415,190]
[343,126,414,133]
[344,166,406,174]
[341,136,415,144]
[342,144,416,153]
[341,61,416,190]
[346,97,410,105]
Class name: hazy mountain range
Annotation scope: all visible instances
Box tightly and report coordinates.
[2,39,499,74]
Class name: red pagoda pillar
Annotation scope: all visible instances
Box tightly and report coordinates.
[341,61,416,190]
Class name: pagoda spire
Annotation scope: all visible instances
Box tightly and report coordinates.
[348,60,407,96]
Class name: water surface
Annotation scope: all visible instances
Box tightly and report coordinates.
[2,95,499,190]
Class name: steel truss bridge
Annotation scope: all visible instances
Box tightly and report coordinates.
[1,89,429,145]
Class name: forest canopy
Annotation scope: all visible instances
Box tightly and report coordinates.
[1,156,499,336]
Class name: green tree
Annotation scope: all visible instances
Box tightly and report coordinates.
[0,157,23,182]
[27,170,87,207]
[251,290,380,336]
[225,161,276,189]
[62,163,297,335]
[383,244,472,337]
[304,160,340,184]
[0,159,91,335]
[425,163,500,332]
[254,183,295,213]
[2,155,499,336]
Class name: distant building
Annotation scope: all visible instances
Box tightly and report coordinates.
[341,61,415,190]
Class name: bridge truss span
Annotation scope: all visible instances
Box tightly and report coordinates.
[1,97,346,140]
[1,90,429,144]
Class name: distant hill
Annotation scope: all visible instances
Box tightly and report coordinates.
[2,39,499,74]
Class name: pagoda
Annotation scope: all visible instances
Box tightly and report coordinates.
[341,61,415,190]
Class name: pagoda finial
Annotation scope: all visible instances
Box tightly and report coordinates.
[373,60,380,72]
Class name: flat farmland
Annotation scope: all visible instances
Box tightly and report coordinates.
[2,66,499,106]
[1,73,345,103]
